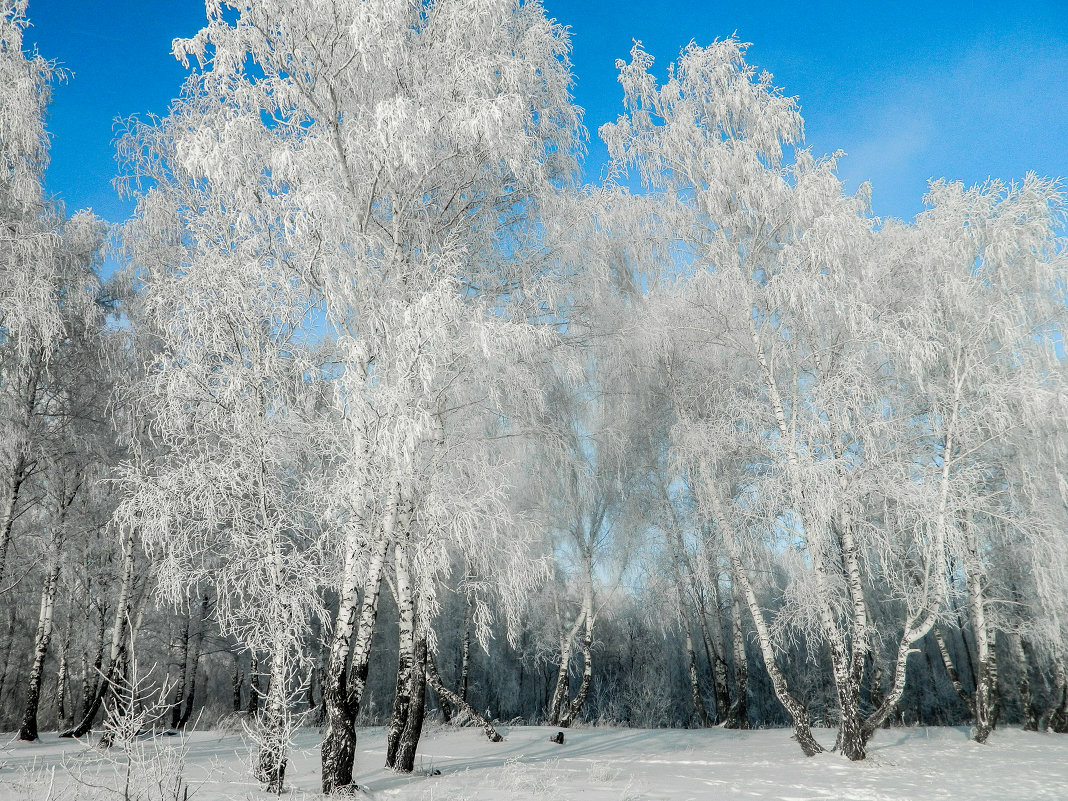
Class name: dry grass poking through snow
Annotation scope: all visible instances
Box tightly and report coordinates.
[2,724,1067,800]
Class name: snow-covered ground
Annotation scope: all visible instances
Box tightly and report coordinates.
[2,724,1067,800]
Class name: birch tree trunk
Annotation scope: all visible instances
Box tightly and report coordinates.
[0,453,29,595]
[1050,661,1068,734]
[176,594,209,729]
[80,603,107,723]
[459,594,471,704]
[669,521,731,723]
[425,651,503,741]
[232,651,243,712]
[55,592,74,725]
[684,620,711,726]
[562,592,595,727]
[247,655,261,716]
[255,651,289,794]
[170,611,191,729]
[386,544,416,770]
[933,625,973,711]
[1017,636,1040,732]
[726,579,750,729]
[0,606,14,705]
[966,520,996,744]
[18,544,61,740]
[548,603,584,726]
[393,631,428,773]
[723,532,824,756]
[321,522,391,794]
[63,524,136,738]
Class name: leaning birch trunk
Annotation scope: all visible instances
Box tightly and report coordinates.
[562,599,595,727]
[386,543,417,770]
[726,579,750,729]
[425,651,503,742]
[548,604,584,726]
[718,511,823,756]
[933,625,973,710]
[752,325,861,758]
[63,524,136,738]
[0,454,28,595]
[18,542,61,741]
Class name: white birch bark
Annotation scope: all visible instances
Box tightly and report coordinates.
[17,533,61,741]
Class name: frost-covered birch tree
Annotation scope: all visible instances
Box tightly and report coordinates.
[881,177,1068,743]
[600,37,1012,759]
[118,0,580,790]
[116,104,330,790]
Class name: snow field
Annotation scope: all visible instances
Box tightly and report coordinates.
[3,725,1068,801]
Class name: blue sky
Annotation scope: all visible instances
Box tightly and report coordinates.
[24,0,1068,224]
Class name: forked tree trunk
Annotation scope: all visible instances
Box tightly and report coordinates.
[18,545,61,741]
[321,527,391,794]
[831,514,872,761]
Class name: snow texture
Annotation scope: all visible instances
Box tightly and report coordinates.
[2,725,1066,800]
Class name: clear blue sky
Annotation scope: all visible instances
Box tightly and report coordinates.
[24,0,1068,224]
